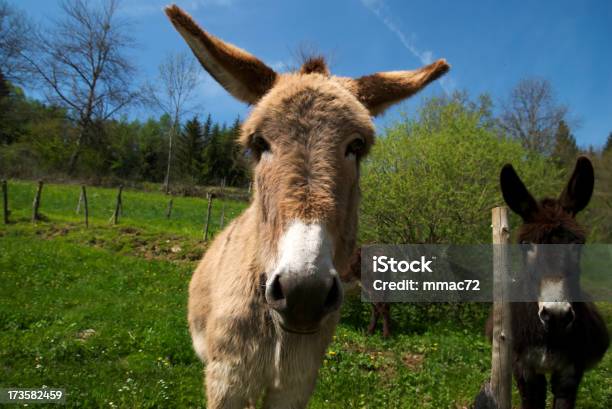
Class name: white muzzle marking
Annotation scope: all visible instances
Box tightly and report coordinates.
[538,279,572,325]
[267,220,336,284]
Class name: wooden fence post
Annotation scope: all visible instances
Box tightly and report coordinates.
[219,178,226,229]
[473,207,512,409]
[2,180,8,224]
[166,198,173,219]
[491,207,512,409]
[203,193,213,241]
[112,185,123,225]
[491,206,512,409]
[76,188,84,214]
[32,180,44,222]
[81,186,89,228]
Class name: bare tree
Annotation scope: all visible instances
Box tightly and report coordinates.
[500,78,568,155]
[146,52,202,194]
[20,0,139,173]
[0,0,33,86]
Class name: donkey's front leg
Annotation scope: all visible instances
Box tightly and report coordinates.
[550,367,583,409]
[380,303,391,338]
[514,365,546,409]
[205,359,257,409]
[262,376,318,409]
[367,304,379,335]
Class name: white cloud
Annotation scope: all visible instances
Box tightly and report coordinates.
[269,60,292,72]
[360,0,453,94]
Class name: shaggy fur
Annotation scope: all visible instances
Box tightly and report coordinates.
[486,157,609,409]
[299,57,330,76]
[165,4,449,408]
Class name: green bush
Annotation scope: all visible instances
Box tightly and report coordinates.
[360,93,563,244]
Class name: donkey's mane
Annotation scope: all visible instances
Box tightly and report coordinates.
[518,198,586,242]
[299,56,330,76]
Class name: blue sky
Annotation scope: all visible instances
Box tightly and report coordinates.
[13,0,612,147]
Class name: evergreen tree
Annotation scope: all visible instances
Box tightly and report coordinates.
[0,69,9,99]
[552,120,579,168]
[137,117,167,182]
[202,122,222,183]
[603,132,612,154]
[227,116,249,185]
[177,116,204,180]
[218,122,233,181]
[202,113,212,144]
[0,70,11,144]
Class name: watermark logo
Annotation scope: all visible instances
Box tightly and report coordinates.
[361,244,612,303]
[372,255,434,273]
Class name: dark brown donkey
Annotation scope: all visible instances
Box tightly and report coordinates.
[489,156,609,409]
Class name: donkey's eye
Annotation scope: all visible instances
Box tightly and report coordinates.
[250,134,271,159]
[346,137,365,158]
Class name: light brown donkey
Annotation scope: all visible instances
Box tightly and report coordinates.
[165,5,449,408]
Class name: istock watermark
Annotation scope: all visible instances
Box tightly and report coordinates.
[372,255,434,273]
[361,244,612,303]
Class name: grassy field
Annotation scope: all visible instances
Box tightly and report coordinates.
[3,180,246,238]
[1,181,610,408]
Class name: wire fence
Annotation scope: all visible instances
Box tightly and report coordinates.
[1,179,247,241]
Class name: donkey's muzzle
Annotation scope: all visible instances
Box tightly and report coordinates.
[265,273,343,333]
[539,303,575,332]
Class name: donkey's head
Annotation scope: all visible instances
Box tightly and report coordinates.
[500,157,594,332]
[166,5,449,334]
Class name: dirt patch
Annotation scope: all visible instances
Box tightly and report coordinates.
[401,352,425,371]
[120,232,205,263]
[119,227,139,234]
[38,224,72,239]
[29,222,205,265]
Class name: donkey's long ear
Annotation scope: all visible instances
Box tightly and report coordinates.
[500,164,539,221]
[559,156,594,216]
[165,5,277,104]
[343,59,450,116]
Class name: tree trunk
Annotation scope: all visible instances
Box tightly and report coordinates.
[163,119,178,195]
[68,127,85,175]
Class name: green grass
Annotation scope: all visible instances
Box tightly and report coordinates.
[0,182,610,408]
[0,231,202,408]
[4,180,248,238]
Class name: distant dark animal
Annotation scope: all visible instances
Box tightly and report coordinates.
[344,248,392,337]
[486,157,609,409]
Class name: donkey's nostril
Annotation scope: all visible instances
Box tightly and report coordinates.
[562,307,576,327]
[270,274,285,301]
[265,274,287,310]
[265,272,343,332]
[323,276,342,313]
[539,304,575,330]
[539,307,551,324]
